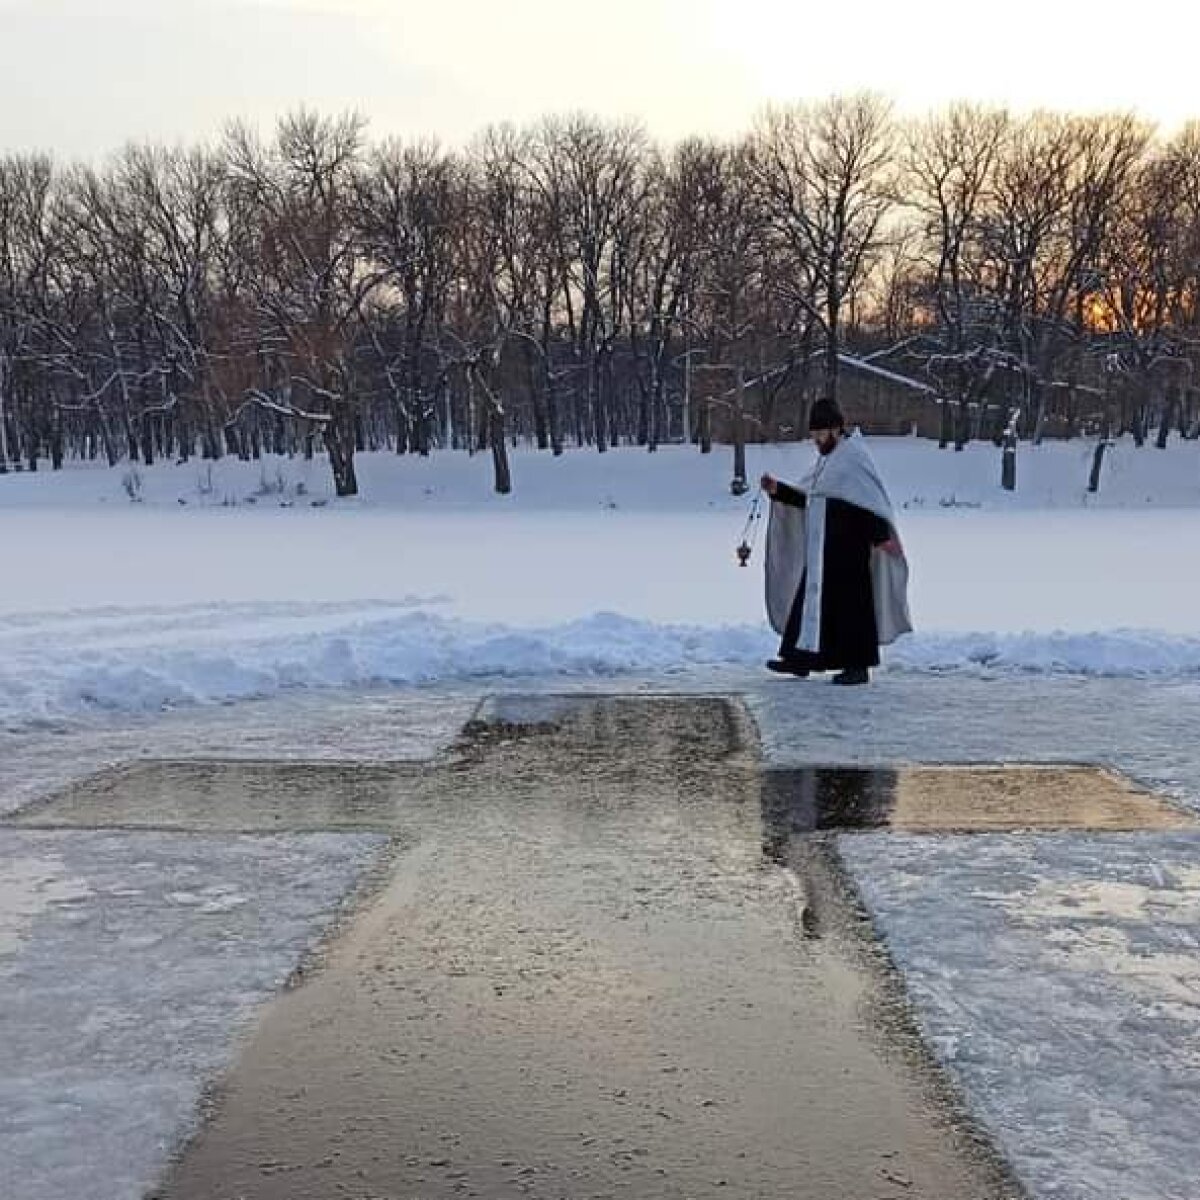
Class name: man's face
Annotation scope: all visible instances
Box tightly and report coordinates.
[811,427,839,455]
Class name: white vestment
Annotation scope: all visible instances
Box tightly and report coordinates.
[764,433,913,650]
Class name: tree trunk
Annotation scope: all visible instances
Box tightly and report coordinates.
[1177,388,1193,437]
[938,397,952,449]
[572,375,585,448]
[1132,408,1146,447]
[0,363,9,473]
[394,397,410,454]
[544,366,562,456]
[1131,389,1148,447]
[636,385,649,448]
[824,308,840,406]
[1088,439,1110,493]
[730,366,748,494]
[525,344,548,452]
[1156,385,1176,449]
[140,413,155,467]
[326,402,358,498]
[440,376,454,450]
[202,421,221,460]
[593,350,608,453]
[101,410,120,466]
[1031,381,1048,446]
[1064,386,1079,439]
[50,408,64,470]
[490,405,512,495]
[1001,416,1017,492]
[954,399,970,451]
[475,394,489,453]
[1183,389,1199,439]
[649,368,666,453]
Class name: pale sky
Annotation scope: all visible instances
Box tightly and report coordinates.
[0,0,1193,157]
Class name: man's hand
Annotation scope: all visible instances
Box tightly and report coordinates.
[760,473,778,496]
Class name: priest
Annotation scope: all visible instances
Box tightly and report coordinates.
[760,399,912,685]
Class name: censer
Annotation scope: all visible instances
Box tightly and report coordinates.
[735,489,764,567]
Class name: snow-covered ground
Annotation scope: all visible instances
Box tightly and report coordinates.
[3,438,1200,1200]
[844,829,1200,1200]
[0,828,387,1200]
[4,673,1200,1200]
[4,433,1195,512]
[1,438,1198,733]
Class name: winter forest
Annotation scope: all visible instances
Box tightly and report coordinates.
[2,96,1199,496]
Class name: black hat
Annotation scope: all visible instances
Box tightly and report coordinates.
[808,398,844,431]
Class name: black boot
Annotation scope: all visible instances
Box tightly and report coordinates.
[831,667,869,686]
[767,658,810,677]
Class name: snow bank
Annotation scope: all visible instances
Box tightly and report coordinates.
[893,629,1200,677]
[4,602,1200,734]
[0,605,760,732]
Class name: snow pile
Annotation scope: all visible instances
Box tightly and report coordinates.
[4,601,1200,733]
[892,629,1200,677]
[0,603,763,732]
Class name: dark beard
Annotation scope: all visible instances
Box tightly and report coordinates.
[817,434,838,456]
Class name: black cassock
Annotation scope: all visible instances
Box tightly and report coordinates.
[773,480,892,671]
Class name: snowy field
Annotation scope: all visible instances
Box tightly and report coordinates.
[1,437,1199,733]
[4,437,1200,1200]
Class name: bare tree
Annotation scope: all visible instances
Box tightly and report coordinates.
[356,138,460,454]
[224,111,375,495]
[525,115,649,451]
[684,141,763,461]
[469,126,560,455]
[978,112,1150,441]
[625,139,720,451]
[1096,146,1191,448]
[440,146,521,492]
[751,94,896,403]
[117,145,229,461]
[0,156,59,470]
[904,104,1010,446]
